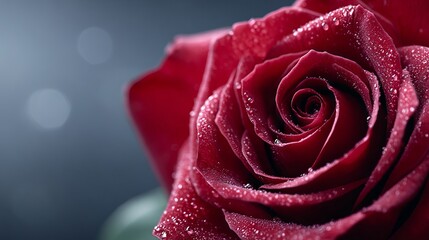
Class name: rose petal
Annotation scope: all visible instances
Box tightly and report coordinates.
[383,46,429,188]
[153,140,239,240]
[391,178,429,239]
[311,78,367,169]
[224,211,360,240]
[216,57,259,173]
[363,0,429,46]
[128,29,226,189]
[241,130,286,182]
[342,155,429,239]
[399,46,429,103]
[216,70,246,164]
[195,92,254,186]
[294,0,366,11]
[215,179,364,224]
[231,8,320,60]
[192,92,275,218]
[293,0,400,45]
[224,155,429,239]
[242,52,308,142]
[262,128,379,194]
[355,75,419,207]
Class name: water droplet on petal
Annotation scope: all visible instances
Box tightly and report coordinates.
[234,81,242,89]
[322,23,329,31]
[186,226,194,235]
[249,18,256,26]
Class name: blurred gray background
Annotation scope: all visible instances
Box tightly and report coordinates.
[0,1,291,239]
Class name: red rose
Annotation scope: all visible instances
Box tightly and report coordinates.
[128,0,429,239]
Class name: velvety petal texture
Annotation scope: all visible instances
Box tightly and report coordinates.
[128,30,226,189]
[128,1,429,239]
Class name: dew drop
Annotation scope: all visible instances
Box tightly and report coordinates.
[77,27,113,64]
[186,226,194,235]
[274,139,281,145]
[322,23,329,31]
[249,18,256,26]
[27,89,71,129]
[161,231,167,238]
[234,81,242,89]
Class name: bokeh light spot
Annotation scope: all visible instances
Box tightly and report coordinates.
[27,88,71,129]
[77,27,113,64]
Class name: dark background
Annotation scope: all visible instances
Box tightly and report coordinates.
[0,1,292,239]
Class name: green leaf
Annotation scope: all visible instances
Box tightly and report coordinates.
[100,188,167,240]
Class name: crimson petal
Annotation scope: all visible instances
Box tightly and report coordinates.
[128,30,226,189]
[391,178,429,239]
[153,140,239,240]
[363,0,429,46]
[225,155,429,239]
[294,0,400,45]
[383,46,429,188]
[355,76,419,207]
